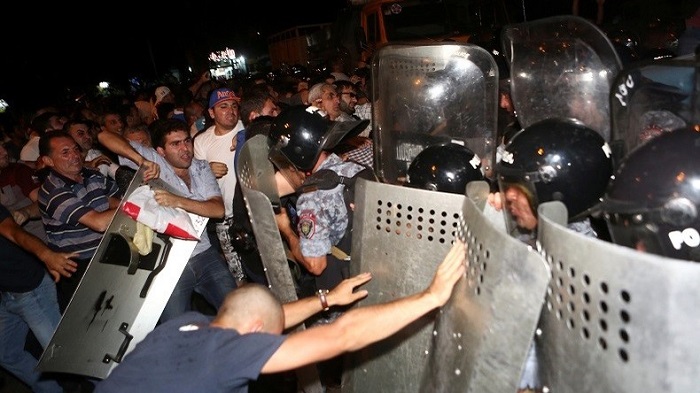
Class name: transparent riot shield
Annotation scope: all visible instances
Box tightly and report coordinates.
[419,181,550,393]
[38,166,207,379]
[343,179,466,392]
[371,43,499,183]
[609,58,694,166]
[537,201,700,392]
[236,135,324,393]
[501,15,622,141]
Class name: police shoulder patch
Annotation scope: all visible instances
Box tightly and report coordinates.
[298,211,316,239]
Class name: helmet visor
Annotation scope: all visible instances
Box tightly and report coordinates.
[602,197,700,261]
[320,118,370,151]
[605,216,670,258]
[268,146,306,191]
[497,177,540,239]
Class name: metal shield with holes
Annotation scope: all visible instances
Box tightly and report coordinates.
[420,184,550,393]
[344,178,466,392]
[37,166,206,379]
[537,201,700,392]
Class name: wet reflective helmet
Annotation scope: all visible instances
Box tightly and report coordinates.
[598,127,700,261]
[268,105,368,173]
[406,143,484,194]
[496,118,613,220]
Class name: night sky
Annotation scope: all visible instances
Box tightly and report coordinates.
[0,0,685,112]
[0,0,345,110]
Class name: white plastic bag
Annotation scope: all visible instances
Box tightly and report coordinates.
[122,185,199,240]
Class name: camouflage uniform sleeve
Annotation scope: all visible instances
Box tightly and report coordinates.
[296,187,348,258]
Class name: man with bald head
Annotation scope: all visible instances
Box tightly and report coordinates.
[96,240,466,393]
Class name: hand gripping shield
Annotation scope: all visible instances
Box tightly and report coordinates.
[38,166,207,379]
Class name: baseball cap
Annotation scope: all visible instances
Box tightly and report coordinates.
[154,86,171,105]
[208,88,240,109]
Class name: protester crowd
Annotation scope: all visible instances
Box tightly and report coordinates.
[0,55,383,393]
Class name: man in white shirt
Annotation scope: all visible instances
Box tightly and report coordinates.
[193,88,245,282]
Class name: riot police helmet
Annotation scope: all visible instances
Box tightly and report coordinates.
[598,127,700,261]
[406,143,484,194]
[496,118,613,221]
[268,105,369,173]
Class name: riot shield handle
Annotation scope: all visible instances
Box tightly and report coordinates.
[102,322,133,364]
[139,234,173,298]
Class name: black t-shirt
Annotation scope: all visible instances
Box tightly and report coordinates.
[0,205,46,292]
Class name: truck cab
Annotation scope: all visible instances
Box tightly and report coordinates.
[346,0,517,64]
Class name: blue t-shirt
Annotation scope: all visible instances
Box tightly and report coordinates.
[0,204,46,292]
[96,312,285,393]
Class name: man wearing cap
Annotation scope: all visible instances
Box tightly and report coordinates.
[153,85,180,121]
[193,88,246,282]
[154,86,173,106]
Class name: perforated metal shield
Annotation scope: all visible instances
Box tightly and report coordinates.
[371,43,499,183]
[38,167,206,379]
[342,179,465,391]
[420,186,550,392]
[537,201,700,392]
[236,135,324,393]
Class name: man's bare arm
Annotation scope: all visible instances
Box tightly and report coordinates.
[96,131,160,181]
[153,189,225,219]
[108,196,121,210]
[262,240,466,373]
[78,208,118,233]
[281,272,372,329]
[0,216,78,281]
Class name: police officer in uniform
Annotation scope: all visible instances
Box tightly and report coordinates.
[598,127,700,262]
[268,105,371,297]
[268,105,370,388]
[492,117,614,391]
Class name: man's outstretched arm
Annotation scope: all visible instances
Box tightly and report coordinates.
[262,240,467,373]
[281,272,372,329]
[97,131,160,181]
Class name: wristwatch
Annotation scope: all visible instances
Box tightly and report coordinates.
[317,289,330,311]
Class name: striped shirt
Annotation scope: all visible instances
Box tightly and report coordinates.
[39,167,119,260]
